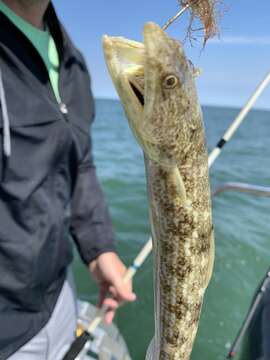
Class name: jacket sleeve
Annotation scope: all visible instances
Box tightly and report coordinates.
[70,130,117,265]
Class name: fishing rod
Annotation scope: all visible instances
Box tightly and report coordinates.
[208,69,270,167]
[226,267,270,359]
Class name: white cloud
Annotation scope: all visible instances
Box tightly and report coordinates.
[208,36,270,45]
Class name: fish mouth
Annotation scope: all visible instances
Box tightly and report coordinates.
[103,22,172,113]
[129,75,144,107]
[102,35,145,110]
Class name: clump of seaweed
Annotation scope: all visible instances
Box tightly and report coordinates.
[180,0,221,46]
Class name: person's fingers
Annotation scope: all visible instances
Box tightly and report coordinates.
[103,297,119,310]
[108,285,117,298]
[98,283,110,307]
[104,309,115,325]
[98,282,136,310]
[109,282,136,303]
[102,298,118,324]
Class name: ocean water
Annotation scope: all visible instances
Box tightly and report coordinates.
[73,98,270,360]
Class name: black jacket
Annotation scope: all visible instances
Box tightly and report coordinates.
[0,4,115,359]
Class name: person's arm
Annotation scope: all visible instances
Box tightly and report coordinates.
[70,134,116,265]
[70,130,136,323]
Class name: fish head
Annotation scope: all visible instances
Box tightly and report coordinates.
[103,22,200,167]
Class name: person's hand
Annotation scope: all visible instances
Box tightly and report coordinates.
[89,252,136,324]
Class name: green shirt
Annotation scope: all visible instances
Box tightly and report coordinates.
[0,1,61,103]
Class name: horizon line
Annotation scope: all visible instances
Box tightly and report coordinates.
[94,96,270,112]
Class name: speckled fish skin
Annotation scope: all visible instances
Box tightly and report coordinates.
[103,22,215,360]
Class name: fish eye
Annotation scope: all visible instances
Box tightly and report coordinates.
[163,75,178,89]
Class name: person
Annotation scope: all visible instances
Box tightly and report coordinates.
[0,0,136,359]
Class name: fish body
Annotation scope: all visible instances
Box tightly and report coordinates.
[103,22,214,360]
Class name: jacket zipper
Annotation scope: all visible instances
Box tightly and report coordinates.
[59,102,68,116]
[57,48,69,120]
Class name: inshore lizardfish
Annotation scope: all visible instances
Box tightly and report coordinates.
[103,22,215,360]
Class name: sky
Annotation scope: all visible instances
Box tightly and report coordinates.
[54,0,270,110]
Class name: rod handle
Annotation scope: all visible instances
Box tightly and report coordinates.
[62,331,93,360]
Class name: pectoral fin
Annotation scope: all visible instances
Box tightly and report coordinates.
[171,166,187,202]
